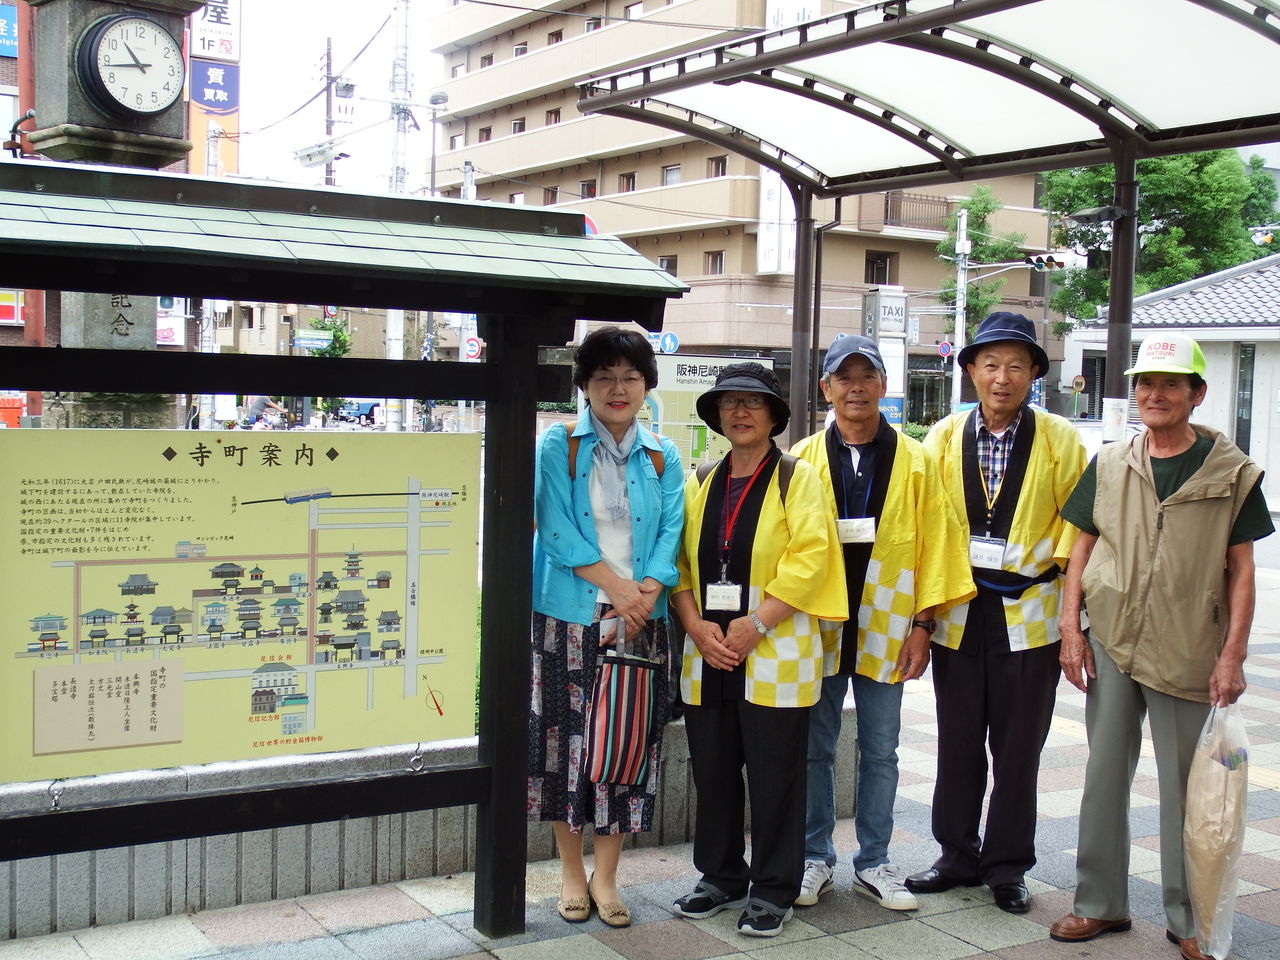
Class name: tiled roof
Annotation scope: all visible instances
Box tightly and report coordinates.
[1093,253,1280,328]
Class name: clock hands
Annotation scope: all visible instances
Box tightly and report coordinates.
[106,42,152,73]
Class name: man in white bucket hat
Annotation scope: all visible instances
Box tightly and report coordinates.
[1051,332,1273,960]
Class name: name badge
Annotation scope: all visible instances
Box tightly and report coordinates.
[706,581,742,611]
[969,536,1007,570]
[837,517,876,544]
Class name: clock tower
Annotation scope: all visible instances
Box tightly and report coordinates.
[22,0,205,167]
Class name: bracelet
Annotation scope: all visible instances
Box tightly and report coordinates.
[749,612,769,635]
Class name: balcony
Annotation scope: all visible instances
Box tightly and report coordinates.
[431,0,761,117]
[555,175,759,237]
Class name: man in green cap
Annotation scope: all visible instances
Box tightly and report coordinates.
[1051,332,1273,960]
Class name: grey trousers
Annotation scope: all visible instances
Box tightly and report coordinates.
[1073,636,1211,937]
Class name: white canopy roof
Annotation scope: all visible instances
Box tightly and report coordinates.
[578,0,1280,196]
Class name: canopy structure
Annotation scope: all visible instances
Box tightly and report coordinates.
[578,0,1280,436]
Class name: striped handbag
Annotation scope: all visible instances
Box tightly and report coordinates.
[582,645,659,786]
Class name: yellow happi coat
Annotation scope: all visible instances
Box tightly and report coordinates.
[923,407,1086,651]
[675,455,848,708]
[791,426,974,682]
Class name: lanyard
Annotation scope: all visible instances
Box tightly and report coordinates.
[720,452,771,574]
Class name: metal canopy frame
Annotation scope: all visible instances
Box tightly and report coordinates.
[577,0,1280,438]
[0,162,685,938]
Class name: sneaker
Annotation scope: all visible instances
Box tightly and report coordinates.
[795,860,834,906]
[853,863,919,911]
[672,881,749,919]
[737,899,794,937]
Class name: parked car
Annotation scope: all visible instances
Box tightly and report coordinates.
[1069,418,1143,460]
[338,398,381,425]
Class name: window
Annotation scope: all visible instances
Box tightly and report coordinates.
[511,117,526,134]
[478,126,492,142]
[1236,343,1256,454]
[450,63,464,78]
[707,155,727,177]
[513,42,528,57]
[585,17,602,31]
[579,179,597,198]
[704,250,725,274]
[864,250,896,285]
[543,187,559,205]
[449,134,463,150]
[658,255,678,275]
[547,29,563,44]
[509,192,526,204]
[618,171,636,192]
[240,305,255,328]
[661,164,681,186]
[479,53,494,68]
[624,1,642,17]
[545,108,561,125]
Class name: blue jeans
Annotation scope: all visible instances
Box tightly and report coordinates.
[805,673,904,871]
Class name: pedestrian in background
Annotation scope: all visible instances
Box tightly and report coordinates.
[670,362,847,937]
[527,326,684,928]
[791,335,973,912]
[909,313,1086,914]
[1051,333,1273,960]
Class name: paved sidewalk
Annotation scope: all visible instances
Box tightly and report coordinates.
[7,575,1280,960]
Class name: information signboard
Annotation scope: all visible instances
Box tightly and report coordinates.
[1,431,480,782]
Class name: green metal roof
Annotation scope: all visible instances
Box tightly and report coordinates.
[0,160,686,329]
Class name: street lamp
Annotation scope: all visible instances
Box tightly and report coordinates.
[428,91,449,197]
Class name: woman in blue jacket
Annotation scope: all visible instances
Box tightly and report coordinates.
[528,326,684,928]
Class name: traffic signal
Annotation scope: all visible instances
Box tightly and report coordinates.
[1024,255,1063,272]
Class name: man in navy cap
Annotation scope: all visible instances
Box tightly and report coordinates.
[790,335,973,912]
[908,314,1086,914]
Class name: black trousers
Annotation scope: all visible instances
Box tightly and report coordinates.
[684,698,809,909]
[929,633,1060,887]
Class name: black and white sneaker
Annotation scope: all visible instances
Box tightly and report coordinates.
[672,881,749,919]
[737,900,794,937]
[853,863,919,911]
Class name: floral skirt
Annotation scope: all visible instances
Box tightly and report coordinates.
[527,610,669,835]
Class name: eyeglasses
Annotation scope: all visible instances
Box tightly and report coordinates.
[589,374,647,389]
[715,395,768,410]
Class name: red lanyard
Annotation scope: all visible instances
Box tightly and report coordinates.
[721,452,771,559]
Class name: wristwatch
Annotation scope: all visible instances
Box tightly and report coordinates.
[749,612,769,635]
[911,618,937,634]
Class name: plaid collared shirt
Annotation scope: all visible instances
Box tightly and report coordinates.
[975,407,1023,501]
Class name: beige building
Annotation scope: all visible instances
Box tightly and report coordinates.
[427,0,1067,423]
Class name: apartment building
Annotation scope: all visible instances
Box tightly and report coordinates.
[426,0,1066,423]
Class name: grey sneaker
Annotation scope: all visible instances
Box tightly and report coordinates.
[795,860,834,906]
[672,881,749,919]
[737,899,794,937]
[853,862,919,911]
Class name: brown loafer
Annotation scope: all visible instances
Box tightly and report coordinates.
[588,873,631,928]
[1050,913,1132,942]
[1166,929,1208,960]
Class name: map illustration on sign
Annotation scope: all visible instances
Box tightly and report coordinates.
[2,431,480,782]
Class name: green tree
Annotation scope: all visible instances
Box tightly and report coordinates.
[308,316,351,359]
[307,317,351,419]
[1041,150,1272,320]
[936,186,1025,340]
[1242,154,1279,230]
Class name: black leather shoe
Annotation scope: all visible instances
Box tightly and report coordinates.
[904,868,981,894]
[992,882,1031,914]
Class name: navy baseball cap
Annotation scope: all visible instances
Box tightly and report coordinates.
[823,335,886,376]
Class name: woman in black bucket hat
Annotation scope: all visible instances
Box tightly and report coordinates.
[669,362,847,937]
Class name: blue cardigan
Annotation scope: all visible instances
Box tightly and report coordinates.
[532,417,684,625]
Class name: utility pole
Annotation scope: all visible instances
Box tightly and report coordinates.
[384,0,412,430]
[949,207,970,414]
[324,38,336,187]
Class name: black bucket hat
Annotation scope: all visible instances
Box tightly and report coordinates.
[956,312,1050,380]
[695,361,790,437]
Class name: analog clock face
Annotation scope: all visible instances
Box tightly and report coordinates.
[77,14,185,118]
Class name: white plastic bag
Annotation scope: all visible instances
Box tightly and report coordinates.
[1183,702,1249,960]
